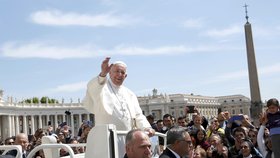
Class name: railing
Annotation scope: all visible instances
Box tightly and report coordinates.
[6,124,167,158]
[27,144,86,158]
[0,145,22,158]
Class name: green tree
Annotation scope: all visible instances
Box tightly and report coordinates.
[32,97,39,103]
[40,96,48,103]
[24,99,31,103]
[40,96,59,104]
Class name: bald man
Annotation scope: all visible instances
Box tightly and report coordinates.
[124,129,152,158]
[6,133,29,158]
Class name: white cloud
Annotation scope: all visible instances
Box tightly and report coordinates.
[48,81,87,93]
[112,45,189,55]
[0,42,99,59]
[30,9,136,27]
[203,63,280,84]
[204,25,242,38]
[183,18,203,28]
[253,25,280,38]
[100,0,116,6]
[206,70,248,84]
[0,41,241,59]
[108,44,240,56]
[259,63,280,75]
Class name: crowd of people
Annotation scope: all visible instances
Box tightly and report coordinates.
[0,99,279,158]
[133,97,279,158]
[0,120,93,158]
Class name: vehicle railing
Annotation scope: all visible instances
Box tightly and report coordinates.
[25,124,167,158]
[27,143,85,158]
[0,145,22,158]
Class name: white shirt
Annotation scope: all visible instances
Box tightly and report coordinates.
[257,125,275,158]
[243,154,252,158]
[83,75,151,131]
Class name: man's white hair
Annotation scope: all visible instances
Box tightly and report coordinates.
[113,61,127,68]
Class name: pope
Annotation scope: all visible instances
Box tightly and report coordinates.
[83,57,155,136]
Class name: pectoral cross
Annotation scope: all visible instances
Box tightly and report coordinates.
[120,106,126,113]
[119,102,129,119]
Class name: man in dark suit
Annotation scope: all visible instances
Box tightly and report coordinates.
[6,133,29,158]
[159,127,192,158]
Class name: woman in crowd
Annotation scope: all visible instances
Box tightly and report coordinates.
[248,128,259,149]
[30,128,45,148]
[78,122,92,144]
[237,139,262,158]
[208,134,230,158]
[258,111,274,158]
[189,115,205,136]
[194,129,210,151]
[206,117,225,139]
[193,146,207,158]
[69,138,84,154]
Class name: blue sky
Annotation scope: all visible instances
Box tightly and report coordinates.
[0,0,279,103]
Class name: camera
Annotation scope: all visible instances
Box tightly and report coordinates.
[187,105,195,113]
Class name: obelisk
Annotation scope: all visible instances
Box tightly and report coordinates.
[244,4,262,125]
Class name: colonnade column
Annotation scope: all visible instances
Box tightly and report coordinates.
[79,114,83,123]
[8,115,12,136]
[0,116,2,137]
[23,116,27,133]
[15,116,20,134]
[87,114,90,121]
[63,115,66,123]
[161,108,165,119]
[31,116,35,134]
[39,115,42,129]
[11,115,15,136]
[47,115,50,127]
[71,114,74,135]
[54,115,58,129]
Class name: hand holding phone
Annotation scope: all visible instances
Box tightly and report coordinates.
[229,115,243,125]
[224,111,230,120]
[59,122,67,128]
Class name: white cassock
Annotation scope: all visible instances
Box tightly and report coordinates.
[83,75,151,157]
[83,75,151,130]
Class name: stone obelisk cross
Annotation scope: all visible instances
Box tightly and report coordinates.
[244,4,262,125]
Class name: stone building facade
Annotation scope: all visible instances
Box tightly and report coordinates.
[0,90,94,140]
[139,89,252,121]
[0,89,253,140]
